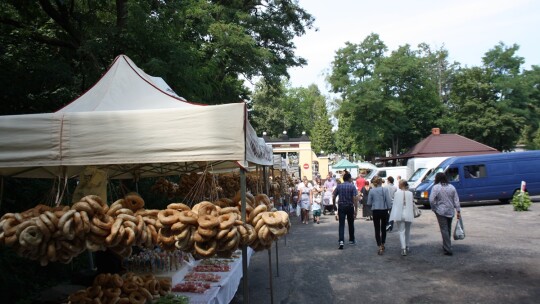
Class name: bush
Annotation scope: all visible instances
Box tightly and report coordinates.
[512,190,532,211]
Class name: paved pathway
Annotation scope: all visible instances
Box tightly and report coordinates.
[233,203,540,304]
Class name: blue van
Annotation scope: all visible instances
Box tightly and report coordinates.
[414,151,540,206]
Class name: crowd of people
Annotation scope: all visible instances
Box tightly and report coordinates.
[285,170,461,256]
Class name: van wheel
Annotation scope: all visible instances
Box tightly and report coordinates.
[422,203,430,208]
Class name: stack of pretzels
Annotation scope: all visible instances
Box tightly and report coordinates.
[67,272,171,304]
[0,191,291,264]
[0,194,161,265]
[156,201,259,258]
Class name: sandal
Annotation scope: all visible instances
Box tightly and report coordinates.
[377,246,384,255]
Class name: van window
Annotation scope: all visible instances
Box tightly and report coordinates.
[447,167,459,182]
[377,170,387,178]
[464,165,486,178]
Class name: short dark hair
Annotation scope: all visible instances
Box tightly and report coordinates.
[387,176,394,184]
[343,172,352,181]
[434,172,448,185]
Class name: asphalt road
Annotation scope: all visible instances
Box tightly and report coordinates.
[232,202,540,304]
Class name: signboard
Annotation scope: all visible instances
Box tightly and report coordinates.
[273,155,283,169]
[303,163,309,170]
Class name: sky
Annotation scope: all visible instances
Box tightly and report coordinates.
[287,0,540,92]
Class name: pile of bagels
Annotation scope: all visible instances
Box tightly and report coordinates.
[156,192,290,257]
[0,191,290,265]
[68,272,171,304]
[0,193,161,265]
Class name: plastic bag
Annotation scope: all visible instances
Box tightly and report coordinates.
[453,217,465,240]
[413,204,422,218]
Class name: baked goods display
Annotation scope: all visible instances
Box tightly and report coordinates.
[183,272,221,282]
[123,248,185,274]
[172,281,211,294]
[0,194,161,265]
[0,190,289,265]
[151,172,263,201]
[67,272,171,304]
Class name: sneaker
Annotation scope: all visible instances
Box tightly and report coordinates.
[401,249,407,256]
[406,246,410,253]
[349,240,356,245]
[338,241,344,250]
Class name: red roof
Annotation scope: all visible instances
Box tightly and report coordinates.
[402,133,499,158]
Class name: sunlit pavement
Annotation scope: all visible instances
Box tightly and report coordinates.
[233,202,540,304]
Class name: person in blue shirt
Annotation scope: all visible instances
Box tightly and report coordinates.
[332,172,358,250]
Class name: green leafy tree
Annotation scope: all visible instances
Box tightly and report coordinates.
[310,93,335,153]
[0,0,314,114]
[329,36,445,158]
[442,66,522,151]
[250,82,333,141]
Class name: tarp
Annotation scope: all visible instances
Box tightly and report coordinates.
[0,55,272,178]
[332,159,358,169]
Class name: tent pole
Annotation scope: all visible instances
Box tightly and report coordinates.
[275,239,279,277]
[0,177,3,209]
[268,246,274,304]
[240,169,249,304]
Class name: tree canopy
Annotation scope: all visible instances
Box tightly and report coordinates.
[326,34,539,157]
[0,0,314,114]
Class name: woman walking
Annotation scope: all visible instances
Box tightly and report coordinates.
[367,176,392,255]
[361,180,372,220]
[389,180,414,256]
[298,177,313,224]
[429,172,461,256]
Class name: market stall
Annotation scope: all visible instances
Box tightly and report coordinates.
[0,55,278,303]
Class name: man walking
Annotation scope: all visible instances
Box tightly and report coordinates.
[333,172,358,249]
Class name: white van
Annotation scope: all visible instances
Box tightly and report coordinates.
[365,166,408,182]
[407,157,449,190]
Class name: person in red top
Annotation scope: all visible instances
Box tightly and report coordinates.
[355,171,366,191]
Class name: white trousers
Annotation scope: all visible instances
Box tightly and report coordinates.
[395,221,412,249]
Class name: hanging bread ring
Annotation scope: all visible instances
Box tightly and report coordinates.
[262,212,282,226]
[198,214,219,229]
[82,195,105,214]
[124,192,145,211]
[157,209,180,226]
[219,207,240,215]
[71,201,94,216]
[276,211,289,226]
[122,281,139,294]
[249,205,268,223]
[178,211,198,225]
[197,226,217,238]
[196,201,218,217]
[92,214,114,230]
[20,225,43,246]
[166,203,191,211]
[194,240,217,258]
[218,213,237,230]
[268,224,288,237]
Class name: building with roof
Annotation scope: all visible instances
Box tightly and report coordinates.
[263,132,329,181]
[378,128,499,165]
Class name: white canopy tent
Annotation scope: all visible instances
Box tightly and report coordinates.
[0,55,273,179]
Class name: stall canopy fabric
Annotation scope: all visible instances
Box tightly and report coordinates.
[332,159,358,169]
[0,55,273,179]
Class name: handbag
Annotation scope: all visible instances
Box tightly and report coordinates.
[413,204,422,218]
[453,217,465,240]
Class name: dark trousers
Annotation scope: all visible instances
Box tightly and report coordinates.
[372,209,389,246]
[436,213,453,253]
[338,205,355,242]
